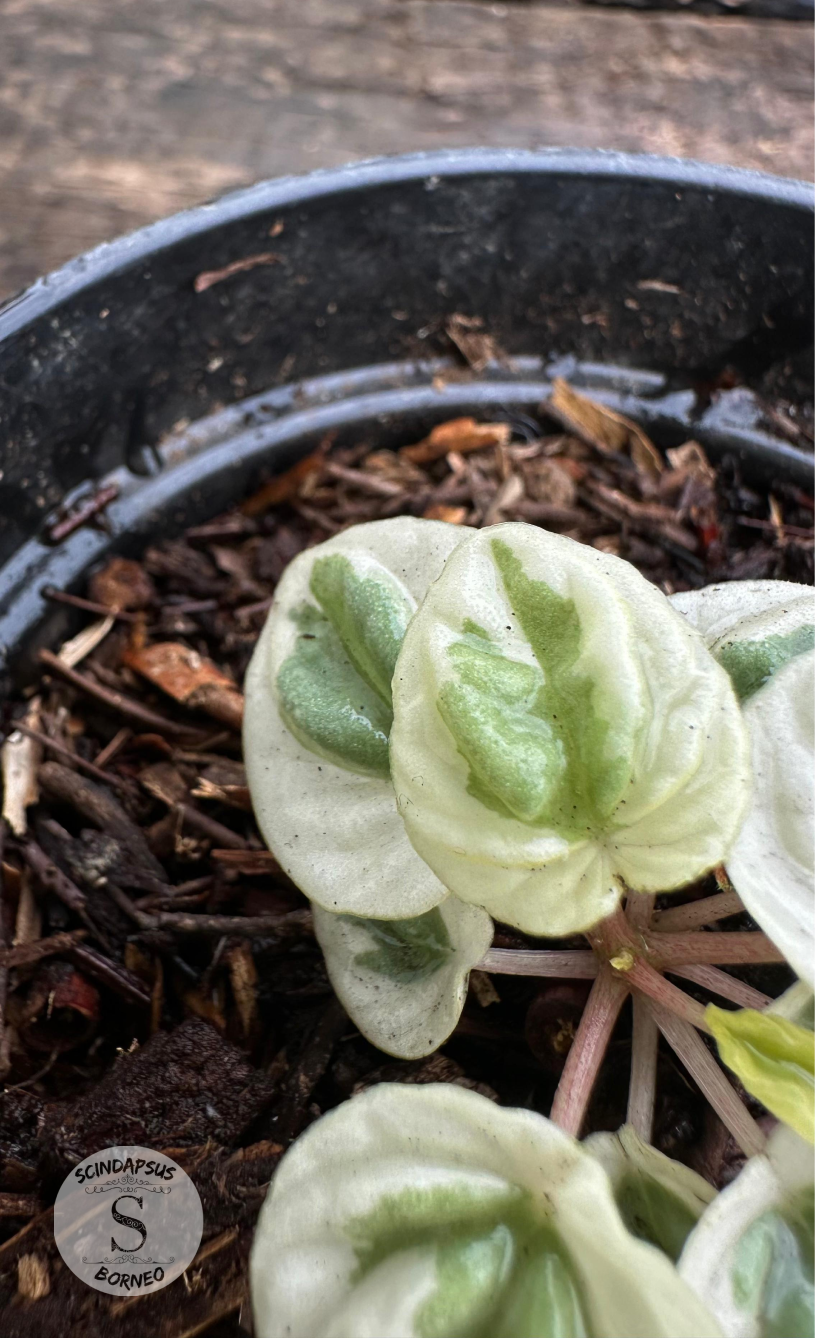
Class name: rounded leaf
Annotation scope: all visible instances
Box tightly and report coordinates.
[390,523,750,935]
[313,898,493,1059]
[251,1082,722,1338]
[243,518,469,916]
[669,580,814,702]
[727,652,814,986]
[584,1124,715,1262]
[680,1124,814,1338]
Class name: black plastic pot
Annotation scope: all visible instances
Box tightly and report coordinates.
[0,149,812,683]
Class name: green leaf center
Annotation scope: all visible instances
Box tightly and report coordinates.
[436,539,633,836]
[276,553,414,777]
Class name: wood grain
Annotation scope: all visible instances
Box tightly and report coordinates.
[0,0,812,301]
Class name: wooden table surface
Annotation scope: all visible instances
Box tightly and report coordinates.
[0,0,812,301]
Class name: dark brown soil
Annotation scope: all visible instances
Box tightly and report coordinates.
[0,399,811,1335]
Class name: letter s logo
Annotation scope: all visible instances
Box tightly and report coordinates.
[111,1195,147,1253]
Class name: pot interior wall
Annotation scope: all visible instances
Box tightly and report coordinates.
[0,151,811,681]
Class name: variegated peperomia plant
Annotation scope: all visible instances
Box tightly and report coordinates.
[243,516,756,1058]
[250,1083,723,1338]
[243,508,815,1338]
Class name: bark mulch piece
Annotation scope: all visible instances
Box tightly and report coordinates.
[0,385,811,1334]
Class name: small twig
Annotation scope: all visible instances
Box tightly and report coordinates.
[93,728,132,769]
[322,461,403,497]
[12,724,127,791]
[3,1049,59,1092]
[627,995,659,1142]
[19,838,86,914]
[475,948,599,979]
[0,1194,41,1219]
[650,1004,765,1158]
[69,944,151,1008]
[549,966,629,1136]
[37,650,204,740]
[42,586,141,623]
[648,931,785,967]
[669,964,772,1011]
[653,890,744,932]
[0,929,87,971]
[47,484,119,543]
[624,957,711,1032]
[174,803,248,851]
[151,908,312,939]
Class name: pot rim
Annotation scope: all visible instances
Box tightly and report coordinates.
[1,146,812,337]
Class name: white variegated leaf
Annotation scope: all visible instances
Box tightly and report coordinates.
[584,1124,715,1261]
[728,652,814,986]
[670,580,815,984]
[390,522,750,936]
[313,898,493,1059]
[679,1124,814,1338]
[251,1083,722,1338]
[243,517,469,917]
[669,579,814,702]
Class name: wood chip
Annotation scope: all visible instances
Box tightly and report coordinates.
[548,378,663,478]
[401,417,511,465]
[1,698,42,836]
[469,970,501,1007]
[12,872,41,948]
[124,642,244,730]
[241,440,330,516]
[422,504,468,524]
[56,614,115,668]
[444,313,504,371]
[17,1253,50,1300]
[227,942,259,1037]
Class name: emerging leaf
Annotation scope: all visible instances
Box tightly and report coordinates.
[706,1006,815,1145]
[313,900,493,1059]
[251,1083,722,1338]
[243,518,469,916]
[390,523,750,936]
[584,1124,715,1262]
[680,1124,814,1338]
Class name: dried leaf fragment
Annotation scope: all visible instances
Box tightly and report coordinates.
[401,417,511,466]
[548,378,663,478]
[125,642,244,729]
